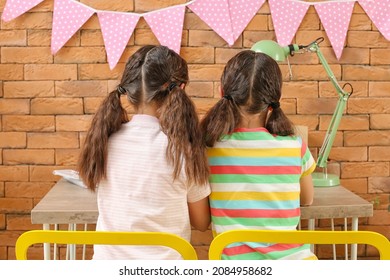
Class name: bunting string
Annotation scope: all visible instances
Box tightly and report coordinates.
[1,0,389,69]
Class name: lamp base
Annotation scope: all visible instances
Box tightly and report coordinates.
[312,172,340,188]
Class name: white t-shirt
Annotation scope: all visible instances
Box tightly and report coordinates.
[93,114,211,260]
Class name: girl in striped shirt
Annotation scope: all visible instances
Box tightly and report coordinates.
[200,50,317,260]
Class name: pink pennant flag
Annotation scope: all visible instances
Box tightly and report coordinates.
[268,0,310,46]
[51,0,95,54]
[188,0,234,46]
[98,12,140,69]
[1,0,44,22]
[144,5,186,54]
[359,0,390,40]
[229,0,265,42]
[314,1,355,60]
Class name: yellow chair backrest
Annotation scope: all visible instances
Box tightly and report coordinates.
[15,230,198,260]
[208,230,390,260]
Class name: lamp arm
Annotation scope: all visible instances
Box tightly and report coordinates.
[307,42,352,169]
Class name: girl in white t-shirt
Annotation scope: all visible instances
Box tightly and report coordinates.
[78,45,211,259]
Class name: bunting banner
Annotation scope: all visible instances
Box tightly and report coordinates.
[358,0,390,40]
[1,0,390,65]
[314,1,355,60]
[51,0,95,54]
[188,0,235,46]
[98,12,140,70]
[229,0,266,43]
[268,0,310,46]
[144,5,186,54]
[1,0,44,22]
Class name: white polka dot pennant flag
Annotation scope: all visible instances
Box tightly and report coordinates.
[229,0,265,43]
[98,12,140,70]
[144,5,186,54]
[188,0,235,46]
[268,0,310,46]
[51,0,95,55]
[359,0,390,40]
[1,0,44,22]
[314,1,355,60]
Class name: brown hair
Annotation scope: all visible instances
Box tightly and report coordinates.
[200,50,294,147]
[78,45,209,190]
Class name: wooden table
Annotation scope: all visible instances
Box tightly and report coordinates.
[31,179,373,260]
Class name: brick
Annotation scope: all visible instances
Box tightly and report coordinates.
[3,116,55,132]
[25,64,77,81]
[295,31,332,48]
[291,64,341,81]
[0,231,24,246]
[56,115,92,131]
[347,31,390,48]
[0,99,30,114]
[1,12,52,30]
[341,162,389,179]
[188,64,224,81]
[0,182,4,197]
[321,47,370,65]
[3,149,55,165]
[30,166,75,182]
[0,214,5,229]
[4,81,54,98]
[189,30,236,48]
[320,115,369,131]
[297,98,338,114]
[283,82,318,99]
[183,13,209,30]
[31,98,83,115]
[1,47,52,63]
[118,46,143,63]
[339,178,368,194]
[371,49,390,65]
[80,0,134,11]
[348,98,390,114]
[0,166,29,181]
[80,30,104,46]
[246,15,269,31]
[0,30,26,46]
[193,98,218,115]
[79,64,124,80]
[84,97,105,114]
[369,147,390,161]
[243,31,276,48]
[0,132,26,148]
[5,182,53,198]
[281,99,296,115]
[27,132,79,149]
[0,81,2,98]
[329,147,367,162]
[288,115,319,131]
[0,64,24,80]
[369,82,390,97]
[54,47,106,64]
[215,48,243,64]
[27,30,51,46]
[180,47,214,64]
[370,114,390,130]
[345,131,390,146]
[134,0,186,12]
[343,65,390,81]
[186,82,214,98]
[55,149,80,166]
[7,215,40,230]
[309,131,343,148]
[368,210,390,226]
[320,81,368,98]
[55,81,107,97]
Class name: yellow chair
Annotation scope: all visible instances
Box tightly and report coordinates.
[15,230,198,260]
[208,229,390,260]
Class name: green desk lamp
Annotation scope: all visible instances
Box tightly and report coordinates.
[251,38,353,187]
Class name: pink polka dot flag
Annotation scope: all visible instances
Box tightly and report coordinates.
[144,5,186,54]
[229,0,265,43]
[51,0,95,54]
[98,12,140,69]
[314,1,355,60]
[268,0,310,46]
[359,0,390,40]
[188,0,235,46]
[1,0,44,22]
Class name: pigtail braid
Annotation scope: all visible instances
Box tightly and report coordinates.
[159,87,209,186]
[200,98,241,147]
[78,90,129,190]
[266,107,295,136]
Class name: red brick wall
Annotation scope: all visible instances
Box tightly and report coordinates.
[1,0,390,260]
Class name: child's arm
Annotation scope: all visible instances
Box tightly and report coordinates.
[300,174,314,206]
[188,197,211,231]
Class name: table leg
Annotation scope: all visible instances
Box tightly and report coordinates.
[43,224,50,260]
[351,217,358,260]
[308,219,315,252]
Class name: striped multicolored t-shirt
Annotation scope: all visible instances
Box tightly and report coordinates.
[208,127,317,260]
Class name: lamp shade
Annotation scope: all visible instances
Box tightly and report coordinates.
[251,40,290,62]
